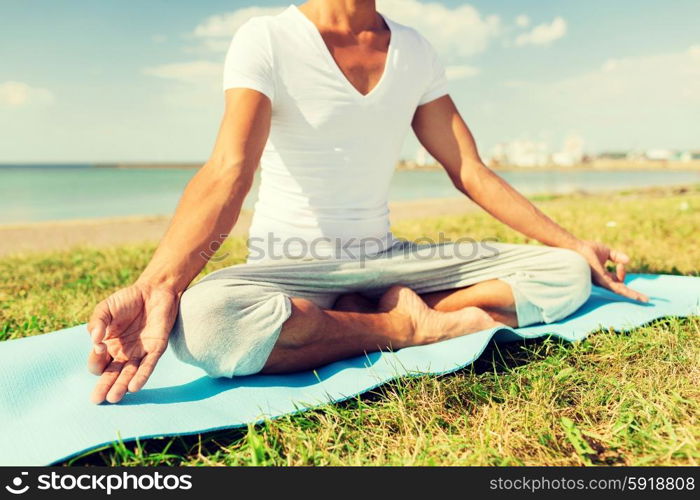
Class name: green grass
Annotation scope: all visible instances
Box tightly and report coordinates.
[1,187,699,466]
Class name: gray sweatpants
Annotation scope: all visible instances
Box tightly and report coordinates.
[170,241,591,378]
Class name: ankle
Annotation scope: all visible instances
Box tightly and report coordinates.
[382,310,415,349]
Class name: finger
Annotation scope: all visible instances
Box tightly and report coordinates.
[604,268,619,284]
[609,249,630,265]
[590,263,618,288]
[598,268,620,288]
[87,347,112,375]
[87,301,111,345]
[106,360,139,403]
[128,352,162,393]
[607,280,649,303]
[615,262,626,282]
[608,248,628,282]
[594,269,641,301]
[91,361,124,404]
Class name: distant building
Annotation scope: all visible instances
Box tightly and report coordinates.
[592,149,700,164]
[415,145,436,167]
[488,138,698,168]
[552,134,585,166]
[673,151,692,162]
[490,139,549,167]
[597,151,630,160]
[645,149,673,161]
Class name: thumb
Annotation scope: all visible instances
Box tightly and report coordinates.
[88,300,111,346]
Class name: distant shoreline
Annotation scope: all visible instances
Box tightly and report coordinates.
[97,160,700,171]
[402,159,700,172]
[3,160,698,171]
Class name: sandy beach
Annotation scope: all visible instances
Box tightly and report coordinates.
[0,197,478,257]
[3,182,697,257]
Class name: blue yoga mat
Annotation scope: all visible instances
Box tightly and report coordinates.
[1,274,698,465]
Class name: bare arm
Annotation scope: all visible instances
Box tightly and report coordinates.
[87,89,272,403]
[138,89,271,290]
[412,95,648,302]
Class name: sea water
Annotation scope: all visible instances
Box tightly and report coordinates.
[0,165,698,224]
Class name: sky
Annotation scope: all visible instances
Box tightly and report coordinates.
[1,0,699,163]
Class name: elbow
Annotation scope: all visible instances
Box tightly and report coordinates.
[449,159,488,198]
[203,155,252,175]
[202,157,256,185]
[188,157,256,198]
[450,174,472,199]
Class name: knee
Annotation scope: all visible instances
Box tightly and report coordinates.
[562,248,592,298]
[549,248,592,320]
[169,282,235,377]
[169,280,292,378]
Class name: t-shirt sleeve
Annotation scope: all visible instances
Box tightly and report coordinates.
[222,18,275,101]
[417,37,449,106]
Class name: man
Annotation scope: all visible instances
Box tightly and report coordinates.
[86,0,647,404]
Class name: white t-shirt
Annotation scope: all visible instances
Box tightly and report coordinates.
[223,4,449,262]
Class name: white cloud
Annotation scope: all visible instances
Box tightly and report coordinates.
[445,65,480,80]
[143,62,224,109]
[496,45,700,150]
[515,17,567,46]
[507,45,700,108]
[515,15,530,28]
[602,59,618,72]
[191,6,286,52]
[548,46,700,104]
[143,61,222,84]
[0,82,31,107]
[0,81,53,108]
[379,0,501,58]
[193,6,285,38]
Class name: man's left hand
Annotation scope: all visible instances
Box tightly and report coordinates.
[575,240,649,303]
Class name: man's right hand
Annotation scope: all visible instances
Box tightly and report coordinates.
[84,88,270,404]
[87,282,180,404]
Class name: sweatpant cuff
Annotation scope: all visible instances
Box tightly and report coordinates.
[499,274,543,327]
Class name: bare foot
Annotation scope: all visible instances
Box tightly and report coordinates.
[378,285,501,347]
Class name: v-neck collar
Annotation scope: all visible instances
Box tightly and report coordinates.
[289,3,394,100]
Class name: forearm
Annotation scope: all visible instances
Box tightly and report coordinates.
[411,97,646,302]
[456,160,583,251]
[136,161,254,293]
[133,89,270,293]
[411,97,582,251]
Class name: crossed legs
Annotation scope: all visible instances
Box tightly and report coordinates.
[261,280,513,373]
[170,243,592,378]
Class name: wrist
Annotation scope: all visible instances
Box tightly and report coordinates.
[556,235,586,253]
[135,271,187,296]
